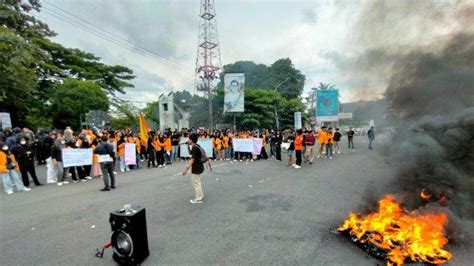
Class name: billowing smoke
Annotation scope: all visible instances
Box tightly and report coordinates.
[385,31,474,218]
[344,0,474,234]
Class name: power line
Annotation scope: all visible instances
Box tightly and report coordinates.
[41,5,195,74]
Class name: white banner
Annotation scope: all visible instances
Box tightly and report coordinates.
[338,112,353,119]
[224,73,245,112]
[0,112,12,129]
[62,148,93,167]
[252,138,263,155]
[233,139,254,152]
[179,138,214,158]
[125,143,136,165]
[98,154,113,163]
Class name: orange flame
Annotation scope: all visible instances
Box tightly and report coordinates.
[338,194,451,265]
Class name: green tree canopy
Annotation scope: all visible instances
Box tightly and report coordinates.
[49,79,109,129]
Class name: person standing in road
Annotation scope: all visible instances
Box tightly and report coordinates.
[368,126,375,149]
[304,130,316,164]
[12,137,42,188]
[0,142,31,194]
[182,133,205,204]
[294,129,304,169]
[274,131,282,161]
[347,127,355,151]
[94,135,116,191]
[326,127,334,159]
[286,132,295,166]
[333,128,342,154]
[317,126,328,158]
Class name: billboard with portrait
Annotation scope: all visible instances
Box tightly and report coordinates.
[224,73,245,112]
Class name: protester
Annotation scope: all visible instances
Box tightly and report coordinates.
[51,137,70,186]
[171,130,180,161]
[326,127,334,159]
[368,126,375,149]
[164,134,172,165]
[317,126,328,158]
[117,134,129,172]
[12,137,42,187]
[94,135,116,191]
[333,128,342,154]
[294,129,304,169]
[0,142,31,194]
[274,131,282,161]
[287,132,295,166]
[147,132,157,168]
[182,133,205,204]
[45,132,58,183]
[303,130,315,164]
[347,127,355,151]
[154,134,165,167]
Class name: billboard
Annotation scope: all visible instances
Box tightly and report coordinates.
[294,112,302,129]
[224,73,245,112]
[316,90,339,122]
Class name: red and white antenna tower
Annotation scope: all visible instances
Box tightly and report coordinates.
[195,0,222,130]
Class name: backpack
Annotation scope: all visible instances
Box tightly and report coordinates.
[194,144,209,163]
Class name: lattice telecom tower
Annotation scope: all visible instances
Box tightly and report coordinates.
[195,0,222,130]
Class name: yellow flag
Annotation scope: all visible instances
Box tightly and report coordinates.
[139,113,150,148]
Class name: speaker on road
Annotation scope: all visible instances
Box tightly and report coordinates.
[109,206,149,265]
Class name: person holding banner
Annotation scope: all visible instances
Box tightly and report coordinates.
[117,135,129,172]
[182,133,205,204]
[94,135,116,191]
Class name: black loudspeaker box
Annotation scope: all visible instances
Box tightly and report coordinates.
[109,206,149,265]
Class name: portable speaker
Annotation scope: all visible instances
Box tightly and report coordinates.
[109,206,149,265]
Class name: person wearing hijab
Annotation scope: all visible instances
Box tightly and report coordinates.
[0,142,31,194]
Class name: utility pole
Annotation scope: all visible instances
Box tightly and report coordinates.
[195,0,222,130]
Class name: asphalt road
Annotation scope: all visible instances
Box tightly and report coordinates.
[1,136,473,265]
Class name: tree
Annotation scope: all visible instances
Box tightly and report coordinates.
[49,79,109,129]
[315,82,336,90]
[268,58,305,99]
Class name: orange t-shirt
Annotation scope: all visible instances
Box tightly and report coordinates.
[295,135,304,151]
[154,138,163,152]
[118,143,125,156]
[164,138,172,151]
[0,152,20,173]
[317,131,328,144]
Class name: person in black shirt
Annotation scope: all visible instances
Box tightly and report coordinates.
[333,128,342,154]
[12,137,42,187]
[171,130,181,162]
[182,133,204,204]
[274,131,282,161]
[347,127,355,151]
[287,132,295,166]
[94,135,116,191]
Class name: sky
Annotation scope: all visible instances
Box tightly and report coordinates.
[34,0,464,104]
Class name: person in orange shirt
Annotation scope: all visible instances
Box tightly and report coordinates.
[164,134,172,165]
[214,133,224,161]
[317,126,328,159]
[154,134,165,167]
[325,127,334,159]
[294,129,304,169]
[223,132,230,160]
[1,142,31,194]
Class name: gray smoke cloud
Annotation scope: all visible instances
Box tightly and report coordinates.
[347,0,474,235]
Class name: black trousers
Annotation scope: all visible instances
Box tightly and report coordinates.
[276,146,281,161]
[156,150,165,166]
[296,150,302,166]
[101,162,115,188]
[147,149,156,167]
[260,147,268,160]
[19,161,41,186]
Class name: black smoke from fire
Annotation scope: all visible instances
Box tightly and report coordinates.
[385,32,474,221]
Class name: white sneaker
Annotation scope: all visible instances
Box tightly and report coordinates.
[126,168,130,172]
[251,159,254,162]
[294,165,301,169]
[66,173,72,178]
[86,176,92,180]
[352,149,355,152]
[73,180,79,183]
[317,155,320,159]
[57,182,63,186]
[23,187,31,191]
[113,171,118,175]
[337,151,341,154]
[140,159,144,162]
[120,169,124,172]
[159,165,163,168]
[292,164,297,167]
[63,181,69,185]
[240,160,243,162]
[330,156,333,159]
[6,191,13,195]
[81,179,87,182]
[190,199,203,204]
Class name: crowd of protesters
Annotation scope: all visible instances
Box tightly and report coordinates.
[0,125,367,195]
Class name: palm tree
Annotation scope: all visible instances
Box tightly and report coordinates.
[316,82,336,91]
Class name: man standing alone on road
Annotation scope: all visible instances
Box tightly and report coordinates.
[347,127,355,152]
[368,126,375,150]
[94,135,116,191]
[182,133,205,204]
